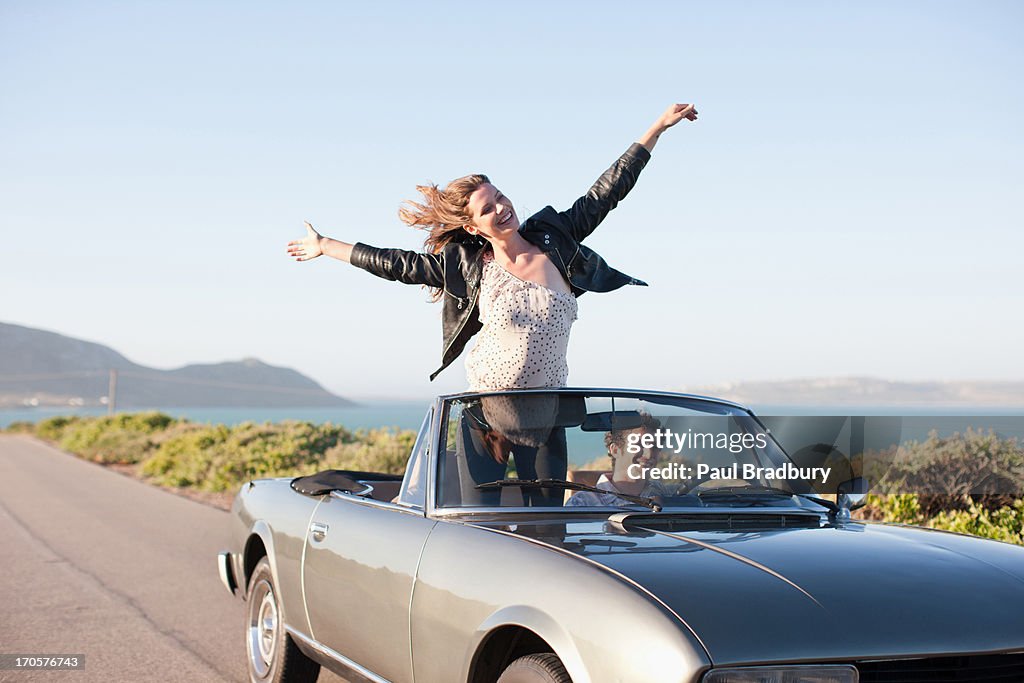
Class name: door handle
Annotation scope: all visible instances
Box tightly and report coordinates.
[309,521,329,542]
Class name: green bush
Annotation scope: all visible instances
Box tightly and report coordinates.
[822,429,1024,547]
[141,423,234,487]
[930,498,1024,545]
[140,420,402,492]
[13,411,417,491]
[56,412,177,464]
[321,427,417,475]
[3,420,36,434]
[35,415,82,441]
[862,493,925,525]
[859,492,1024,546]
[83,430,157,464]
[869,429,1024,517]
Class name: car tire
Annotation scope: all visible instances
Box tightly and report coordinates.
[245,557,320,683]
[497,653,572,683]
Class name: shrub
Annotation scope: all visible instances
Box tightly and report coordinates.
[858,492,1024,546]
[140,420,394,492]
[861,493,925,525]
[868,429,1024,517]
[17,411,417,491]
[930,498,1024,545]
[142,423,234,487]
[35,415,82,441]
[320,427,417,476]
[3,421,36,434]
[57,412,177,464]
[83,430,157,464]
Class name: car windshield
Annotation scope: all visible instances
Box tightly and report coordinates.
[435,391,835,512]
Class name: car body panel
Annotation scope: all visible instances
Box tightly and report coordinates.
[304,493,436,682]
[481,517,1024,664]
[410,520,709,683]
[233,479,321,635]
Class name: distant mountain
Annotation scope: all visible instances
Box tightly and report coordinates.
[683,377,1024,407]
[0,322,354,408]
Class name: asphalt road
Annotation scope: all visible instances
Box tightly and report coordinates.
[0,435,346,683]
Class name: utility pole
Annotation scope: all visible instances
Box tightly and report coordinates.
[107,369,117,415]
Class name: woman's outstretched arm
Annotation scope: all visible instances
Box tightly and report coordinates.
[558,103,698,242]
[287,222,444,288]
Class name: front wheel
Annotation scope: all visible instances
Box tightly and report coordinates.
[246,557,320,683]
[497,653,572,683]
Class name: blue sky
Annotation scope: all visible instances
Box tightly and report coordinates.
[1,1,1021,399]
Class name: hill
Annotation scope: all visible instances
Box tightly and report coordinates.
[0,322,353,408]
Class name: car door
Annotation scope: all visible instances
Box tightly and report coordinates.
[303,498,435,682]
[301,411,436,683]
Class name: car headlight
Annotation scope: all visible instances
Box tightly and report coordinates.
[702,665,857,683]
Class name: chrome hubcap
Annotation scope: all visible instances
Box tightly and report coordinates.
[247,578,278,678]
[258,592,278,662]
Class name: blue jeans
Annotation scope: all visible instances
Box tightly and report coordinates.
[454,413,568,507]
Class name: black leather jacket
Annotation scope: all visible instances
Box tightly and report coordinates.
[350,143,652,381]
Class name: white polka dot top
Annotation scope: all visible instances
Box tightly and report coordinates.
[465,252,578,391]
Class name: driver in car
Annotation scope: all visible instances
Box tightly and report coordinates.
[566,413,671,507]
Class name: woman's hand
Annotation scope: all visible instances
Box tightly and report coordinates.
[638,102,698,153]
[657,103,698,130]
[287,222,324,262]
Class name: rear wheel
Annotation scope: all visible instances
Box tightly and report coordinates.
[497,653,572,683]
[246,557,320,683]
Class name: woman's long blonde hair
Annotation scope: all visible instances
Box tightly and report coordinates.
[398,173,490,300]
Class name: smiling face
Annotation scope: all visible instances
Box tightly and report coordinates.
[464,182,519,240]
[609,427,659,473]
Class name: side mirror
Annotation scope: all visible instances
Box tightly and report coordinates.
[838,477,869,507]
[833,477,870,523]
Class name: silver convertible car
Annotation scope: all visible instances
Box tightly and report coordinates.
[217,389,1024,683]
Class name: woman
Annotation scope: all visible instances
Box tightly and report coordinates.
[286,103,698,389]
[288,104,697,506]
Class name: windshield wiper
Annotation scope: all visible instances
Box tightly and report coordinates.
[476,478,662,512]
[698,484,837,512]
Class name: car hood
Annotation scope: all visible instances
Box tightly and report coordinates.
[473,514,1024,665]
